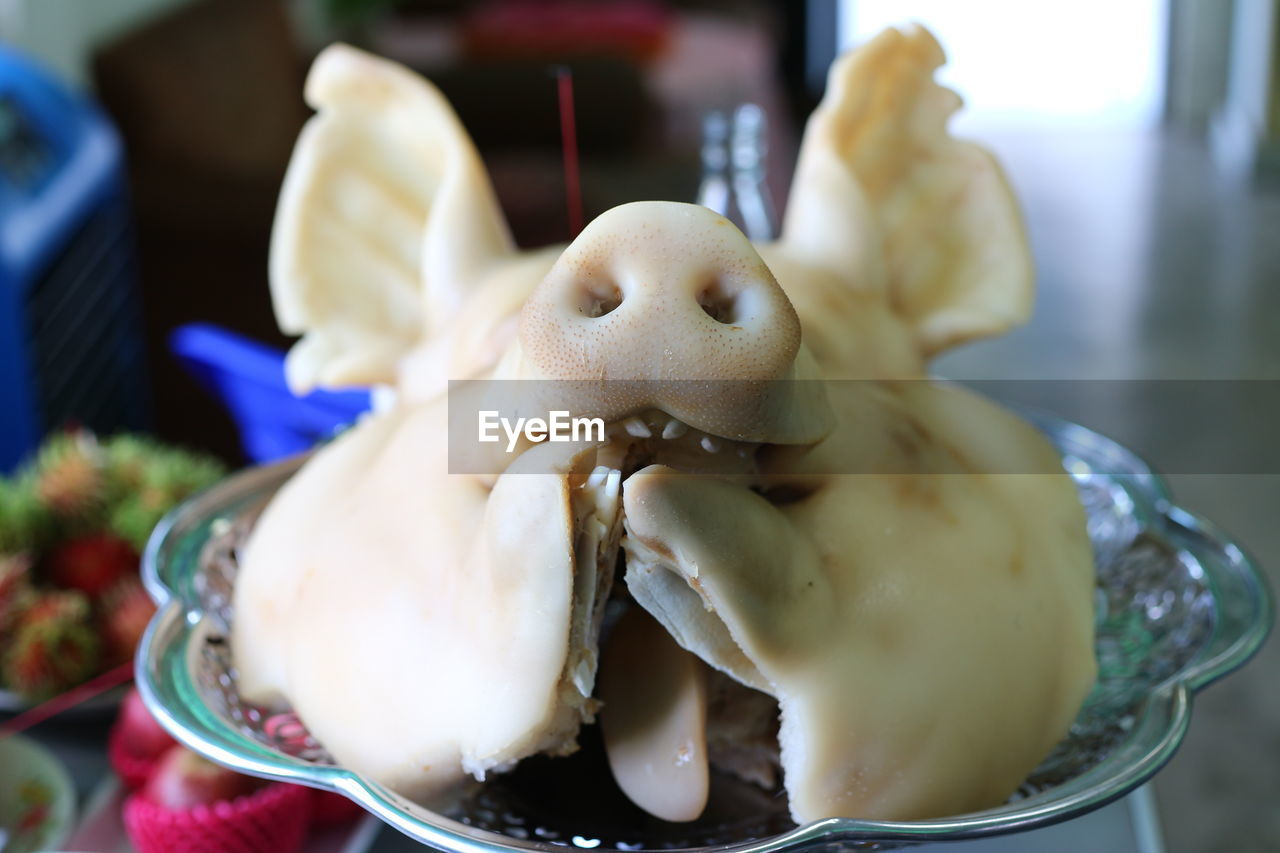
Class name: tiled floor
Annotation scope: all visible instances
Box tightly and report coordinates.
[938,124,1280,852]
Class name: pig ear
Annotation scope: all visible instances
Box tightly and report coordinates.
[782,25,1033,358]
[271,44,513,393]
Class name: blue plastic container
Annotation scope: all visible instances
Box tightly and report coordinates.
[0,46,147,472]
[170,323,370,463]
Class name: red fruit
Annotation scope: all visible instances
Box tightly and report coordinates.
[33,429,104,518]
[99,577,156,664]
[0,554,33,633]
[110,726,164,790]
[309,789,365,826]
[115,688,176,761]
[2,590,100,700]
[45,533,138,598]
[143,746,264,811]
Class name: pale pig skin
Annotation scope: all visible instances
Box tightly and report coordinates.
[232,25,1096,824]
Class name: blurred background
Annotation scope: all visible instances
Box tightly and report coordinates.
[0,0,1276,851]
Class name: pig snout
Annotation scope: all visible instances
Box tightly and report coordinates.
[513,202,830,444]
[519,202,802,383]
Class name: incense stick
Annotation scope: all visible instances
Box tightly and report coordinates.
[0,662,134,738]
[556,66,584,239]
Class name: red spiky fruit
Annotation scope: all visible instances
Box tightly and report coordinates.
[2,590,100,700]
[99,576,156,664]
[0,553,33,635]
[45,533,138,598]
[32,430,105,518]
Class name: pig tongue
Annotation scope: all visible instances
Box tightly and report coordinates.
[598,606,709,823]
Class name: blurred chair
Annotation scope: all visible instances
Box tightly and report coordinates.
[0,45,147,473]
[92,0,308,463]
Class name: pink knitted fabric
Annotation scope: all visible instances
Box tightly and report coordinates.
[123,781,311,853]
[107,723,160,790]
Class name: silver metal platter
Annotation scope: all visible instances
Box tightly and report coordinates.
[135,411,1271,851]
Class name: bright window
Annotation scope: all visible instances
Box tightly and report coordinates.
[837,0,1168,128]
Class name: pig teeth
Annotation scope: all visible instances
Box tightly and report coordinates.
[571,657,595,697]
[604,469,622,505]
[586,465,612,490]
[700,436,719,454]
[624,418,652,438]
[662,419,688,440]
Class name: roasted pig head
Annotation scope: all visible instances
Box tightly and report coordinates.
[234,24,1095,828]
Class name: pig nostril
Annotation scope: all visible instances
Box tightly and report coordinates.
[697,280,738,325]
[578,283,623,318]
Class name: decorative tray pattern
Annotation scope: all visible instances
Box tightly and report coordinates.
[136,411,1271,851]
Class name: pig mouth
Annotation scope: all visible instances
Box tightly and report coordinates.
[562,405,768,695]
[556,406,782,813]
